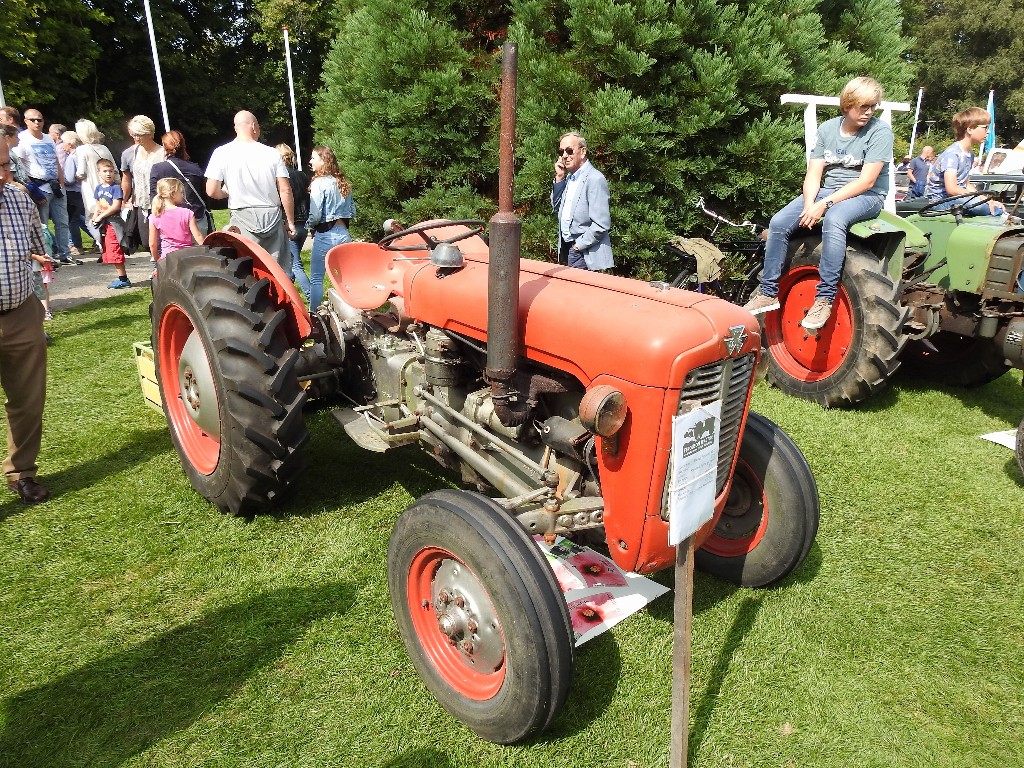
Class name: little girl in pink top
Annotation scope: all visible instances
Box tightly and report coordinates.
[149,177,203,263]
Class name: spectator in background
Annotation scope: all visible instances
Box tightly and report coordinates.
[90,158,130,289]
[551,131,614,271]
[306,145,355,310]
[276,143,311,303]
[74,119,118,251]
[895,155,911,172]
[150,130,212,236]
[205,111,295,270]
[15,108,74,266]
[3,126,31,187]
[60,131,88,260]
[906,145,935,198]
[120,115,165,255]
[0,106,20,128]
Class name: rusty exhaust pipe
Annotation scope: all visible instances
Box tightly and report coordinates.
[487,41,527,428]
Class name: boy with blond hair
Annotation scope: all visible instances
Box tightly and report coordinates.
[924,107,1004,217]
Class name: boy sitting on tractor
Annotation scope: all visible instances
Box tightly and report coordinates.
[743,76,893,331]
[923,107,1005,218]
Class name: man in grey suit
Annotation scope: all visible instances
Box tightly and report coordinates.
[551,132,614,271]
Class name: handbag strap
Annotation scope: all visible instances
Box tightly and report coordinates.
[166,159,207,211]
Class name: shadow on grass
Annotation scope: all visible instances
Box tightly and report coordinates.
[546,632,622,741]
[0,582,355,768]
[688,594,763,758]
[0,428,170,524]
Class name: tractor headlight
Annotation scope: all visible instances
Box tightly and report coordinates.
[579,385,628,437]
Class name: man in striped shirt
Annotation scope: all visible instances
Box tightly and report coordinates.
[0,141,50,504]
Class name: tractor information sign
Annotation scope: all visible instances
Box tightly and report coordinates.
[668,400,722,545]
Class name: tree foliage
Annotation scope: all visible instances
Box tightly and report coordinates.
[909,0,1024,150]
[317,0,912,278]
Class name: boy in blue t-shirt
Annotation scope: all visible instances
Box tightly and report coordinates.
[923,107,1004,218]
[91,158,131,289]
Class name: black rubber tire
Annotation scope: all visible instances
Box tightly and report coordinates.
[1016,415,1024,479]
[696,412,819,587]
[901,332,1010,387]
[387,489,574,744]
[152,245,309,515]
[763,240,910,407]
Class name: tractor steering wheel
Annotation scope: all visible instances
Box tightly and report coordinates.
[378,219,487,251]
[915,191,997,218]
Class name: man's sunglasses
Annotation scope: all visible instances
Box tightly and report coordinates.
[557,147,575,156]
[26,118,44,123]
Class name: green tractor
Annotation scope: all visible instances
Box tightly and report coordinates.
[757,178,1024,467]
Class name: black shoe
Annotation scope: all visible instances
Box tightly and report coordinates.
[8,477,50,504]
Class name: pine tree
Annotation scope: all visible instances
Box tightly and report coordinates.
[316,0,913,278]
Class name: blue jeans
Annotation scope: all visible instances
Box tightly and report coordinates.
[39,188,72,260]
[288,227,311,304]
[310,224,351,309]
[760,190,884,302]
[926,196,1004,218]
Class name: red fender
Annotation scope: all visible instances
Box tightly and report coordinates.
[203,230,312,346]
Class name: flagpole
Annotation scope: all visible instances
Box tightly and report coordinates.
[283,27,302,171]
[908,86,924,157]
[142,0,171,133]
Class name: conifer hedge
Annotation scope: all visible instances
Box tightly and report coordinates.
[315,0,911,279]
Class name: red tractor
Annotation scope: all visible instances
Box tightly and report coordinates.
[150,45,819,744]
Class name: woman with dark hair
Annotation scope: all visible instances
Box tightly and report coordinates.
[276,143,311,303]
[306,145,356,309]
[149,130,212,236]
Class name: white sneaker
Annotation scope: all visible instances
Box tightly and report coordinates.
[800,298,833,331]
[742,291,781,315]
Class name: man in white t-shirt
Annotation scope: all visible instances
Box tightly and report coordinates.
[205,111,296,269]
[14,108,74,264]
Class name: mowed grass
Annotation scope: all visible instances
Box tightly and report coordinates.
[2,289,1023,768]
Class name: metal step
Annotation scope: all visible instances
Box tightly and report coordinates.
[332,408,391,453]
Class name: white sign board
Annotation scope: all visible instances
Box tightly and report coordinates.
[668,400,722,545]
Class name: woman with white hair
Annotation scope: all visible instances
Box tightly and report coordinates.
[120,115,165,255]
[73,118,118,247]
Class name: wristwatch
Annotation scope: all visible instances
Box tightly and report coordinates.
[824,200,834,210]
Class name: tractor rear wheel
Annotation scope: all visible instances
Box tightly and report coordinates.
[762,240,909,407]
[696,412,819,587]
[152,246,309,515]
[387,489,574,744]
[901,332,1010,387]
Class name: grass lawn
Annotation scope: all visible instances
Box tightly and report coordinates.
[1,289,1022,767]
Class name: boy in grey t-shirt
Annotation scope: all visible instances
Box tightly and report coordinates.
[743,76,894,331]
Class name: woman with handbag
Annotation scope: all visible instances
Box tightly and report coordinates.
[150,130,214,237]
[306,146,356,310]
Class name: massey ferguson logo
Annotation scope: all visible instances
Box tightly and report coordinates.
[724,325,747,356]
[682,416,717,457]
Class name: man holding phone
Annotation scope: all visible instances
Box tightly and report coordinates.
[550,132,614,271]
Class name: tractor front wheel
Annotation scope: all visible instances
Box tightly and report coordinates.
[762,241,909,407]
[696,412,819,587]
[387,490,574,744]
[152,246,309,515]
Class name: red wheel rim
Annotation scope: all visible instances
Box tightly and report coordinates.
[407,547,506,700]
[157,304,221,474]
[764,266,855,381]
[702,454,769,557]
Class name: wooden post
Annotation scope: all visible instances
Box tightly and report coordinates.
[669,535,694,766]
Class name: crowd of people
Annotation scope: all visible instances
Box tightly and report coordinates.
[0,103,360,506]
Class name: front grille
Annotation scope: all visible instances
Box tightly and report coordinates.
[677,353,756,495]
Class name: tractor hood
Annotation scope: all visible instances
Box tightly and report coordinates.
[326,236,760,389]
